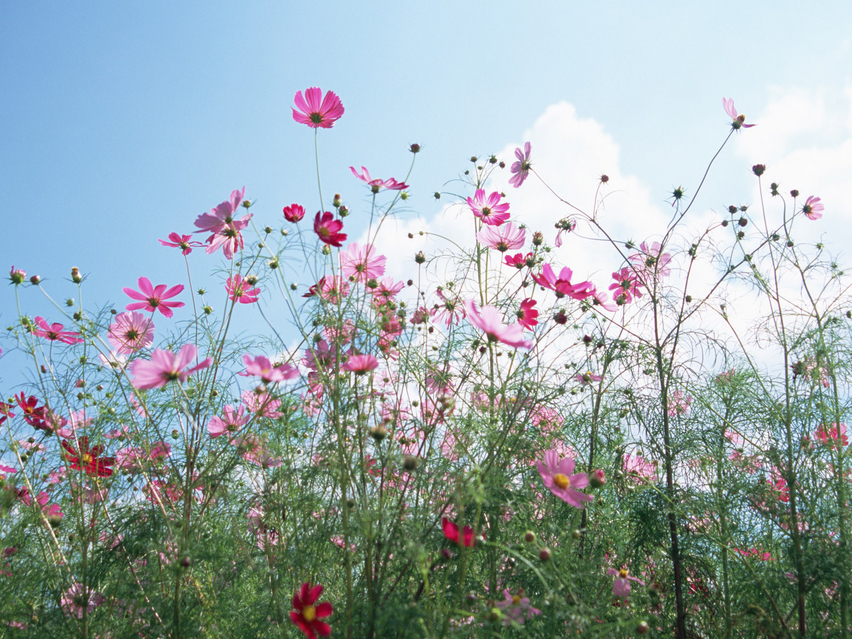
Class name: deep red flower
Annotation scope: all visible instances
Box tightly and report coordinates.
[313,211,347,247]
[290,582,333,638]
[283,203,306,223]
[14,393,50,432]
[61,437,115,477]
[442,517,475,547]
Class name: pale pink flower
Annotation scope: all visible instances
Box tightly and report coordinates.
[623,453,657,483]
[465,299,533,349]
[342,353,379,374]
[467,189,511,226]
[130,344,212,390]
[242,354,299,384]
[430,288,466,328]
[667,390,692,416]
[108,311,154,354]
[241,389,284,418]
[628,241,672,283]
[208,404,249,438]
[537,450,592,508]
[509,142,532,188]
[98,350,129,370]
[116,446,146,472]
[350,166,408,193]
[609,267,642,305]
[496,590,541,626]
[60,583,104,619]
[477,222,525,252]
[340,242,386,282]
[226,274,260,304]
[554,217,576,247]
[292,87,344,129]
[123,277,185,318]
[802,195,823,221]
[33,317,83,345]
[722,97,756,129]
[607,567,645,598]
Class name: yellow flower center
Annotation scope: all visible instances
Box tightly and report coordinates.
[619,569,629,578]
[82,453,93,464]
[553,473,570,489]
[512,595,521,605]
[302,604,316,622]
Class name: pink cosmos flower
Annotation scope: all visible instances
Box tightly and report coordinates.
[208,404,249,438]
[130,344,212,390]
[290,581,334,639]
[496,589,542,626]
[554,217,577,247]
[292,87,344,129]
[722,97,756,129]
[108,311,154,354]
[576,371,602,385]
[226,274,260,304]
[99,350,129,370]
[802,196,823,221]
[33,317,83,345]
[370,276,405,305]
[607,567,645,598]
[623,453,657,483]
[193,188,252,260]
[477,222,525,252]
[442,517,475,547]
[123,277,185,318]
[504,252,533,269]
[283,203,306,223]
[537,450,592,508]
[465,299,533,349]
[350,166,408,193]
[517,298,538,330]
[342,353,379,374]
[313,211,347,247]
[667,390,693,416]
[814,423,848,448]
[609,267,643,305]
[467,189,511,226]
[242,354,299,384]
[340,242,386,282]
[158,232,202,255]
[241,389,284,418]
[532,263,596,300]
[628,241,672,283]
[430,288,466,328]
[509,142,532,188]
[60,583,104,619]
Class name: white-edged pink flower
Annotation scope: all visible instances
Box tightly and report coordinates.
[802,195,823,221]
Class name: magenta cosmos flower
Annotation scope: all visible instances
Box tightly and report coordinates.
[313,211,347,247]
[290,581,334,638]
[33,317,83,345]
[158,232,202,255]
[193,188,252,260]
[532,263,596,301]
[292,87,344,129]
[722,97,756,130]
[130,344,212,390]
[242,354,299,384]
[609,267,642,305]
[467,189,511,226]
[477,222,525,252]
[517,298,538,330]
[802,195,823,220]
[350,166,408,193]
[465,299,533,349]
[340,242,386,283]
[108,311,154,354]
[537,449,592,508]
[226,274,260,304]
[510,142,532,188]
[208,404,249,438]
[442,517,475,547]
[123,277,185,318]
[283,203,306,223]
[607,567,645,598]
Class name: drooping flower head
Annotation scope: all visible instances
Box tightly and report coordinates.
[537,450,592,508]
[108,311,154,354]
[465,299,533,349]
[350,166,408,193]
[130,344,212,390]
[313,211,347,247]
[722,97,756,130]
[509,142,532,188]
[802,195,824,221]
[292,87,344,129]
[33,317,83,345]
[123,277,185,318]
[290,582,333,638]
[467,189,511,226]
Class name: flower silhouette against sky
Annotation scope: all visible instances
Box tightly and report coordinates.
[509,142,532,188]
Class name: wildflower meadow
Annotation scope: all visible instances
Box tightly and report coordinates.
[2,88,851,639]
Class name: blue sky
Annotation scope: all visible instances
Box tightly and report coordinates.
[2,1,852,385]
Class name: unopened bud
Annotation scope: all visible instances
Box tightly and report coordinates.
[524,531,536,543]
[409,143,421,153]
[752,164,766,176]
[532,232,544,246]
[333,194,342,207]
[539,547,551,561]
[590,469,606,488]
[29,275,41,285]
[70,267,82,283]
[415,251,425,264]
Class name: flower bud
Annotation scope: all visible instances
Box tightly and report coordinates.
[29,275,41,285]
[245,274,259,286]
[752,164,766,176]
[402,455,420,471]
[590,469,606,488]
[70,267,82,283]
[524,531,536,543]
[9,267,26,285]
[339,206,349,217]
[637,621,650,635]
[409,143,421,153]
[539,547,551,561]
[415,251,426,264]
[333,194,342,207]
[532,232,544,246]
[790,189,799,198]
[369,424,388,441]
